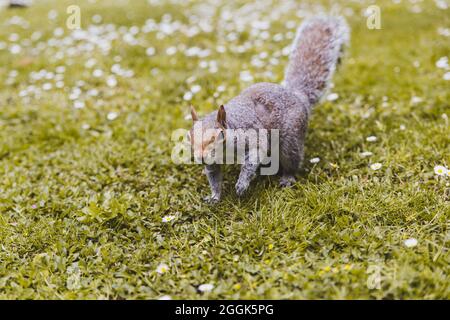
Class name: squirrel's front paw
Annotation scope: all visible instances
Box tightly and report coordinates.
[280,175,296,187]
[235,181,249,197]
[203,194,220,204]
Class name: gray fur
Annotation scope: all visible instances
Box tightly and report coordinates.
[203,164,222,204]
[193,16,350,202]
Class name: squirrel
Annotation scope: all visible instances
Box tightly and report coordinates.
[188,16,350,203]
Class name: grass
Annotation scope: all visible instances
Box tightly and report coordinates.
[0,0,449,299]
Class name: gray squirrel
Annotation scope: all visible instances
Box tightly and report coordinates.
[188,16,350,203]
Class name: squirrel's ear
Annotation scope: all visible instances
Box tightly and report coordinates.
[190,105,199,122]
[216,105,226,128]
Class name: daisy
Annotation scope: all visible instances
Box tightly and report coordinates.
[10,44,21,55]
[92,15,102,24]
[190,85,201,93]
[434,165,448,176]
[309,157,320,164]
[327,93,339,101]
[107,112,118,121]
[146,47,155,56]
[360,151,373,157]
[240,71,253,82]
[92,69,103,78]
[404,238,418,248]
[183,92,193,101]
[437,27,450,37]
[48,10,58,20]
[156,263,169,274]
[410,96,422,105]
[87,89,99,97]
[42,83,52,91]
[217,85,226,92]
[106,76,117,87]
[435,0,448,10]
[370,163,382,170]
[436,56,448,69]
[73,101,85,109]
[162,214,177,223]
[198,283,214,292]
[166,46,177,55]
[85,58,96,68]
[366,136,377,142]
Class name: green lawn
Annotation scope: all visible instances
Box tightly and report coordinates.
[0,0,448,299]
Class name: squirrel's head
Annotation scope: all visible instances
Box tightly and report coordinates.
[187,105,226,162]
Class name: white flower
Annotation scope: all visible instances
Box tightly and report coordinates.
[327,93,339,101]
[435,0,448,10]
[436,57,449,69]
[217,85,226,92]
[309,157,320,164]
[434,165,448,176]
[85,58,96,68]
[410,96,422,105]
[162,215,177,223]
[190,84,201,93]
[146,47,155,56]
[366,136,377,142]
[106,75,117,87]
[198,283,214,292]
[360,151,373,158]
[9,33,19,42]
[216,45,226,53]
[281,45,291,56]
[10,44,21,54]
[53,28,64,37]
[404,238,418,248]
[107,112,118,121]
[370,163,382,170]
[399,124,406,130]
[156,263,169,274]
[93,69,103,78]
[87,89,99,97]
[183,92,193,101]
[166,46,177,55]
[444,72,450,81]
[48,10,58,20]
[42,83,52,91]
[240,71,253,82]
[73,101,85,109]
[158,295,172,300]
[438,27,450,37]
[92,14,102,23]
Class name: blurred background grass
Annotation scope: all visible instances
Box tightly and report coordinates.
[0,0,448,299]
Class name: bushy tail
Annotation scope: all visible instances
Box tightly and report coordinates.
[284,16,350,105]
